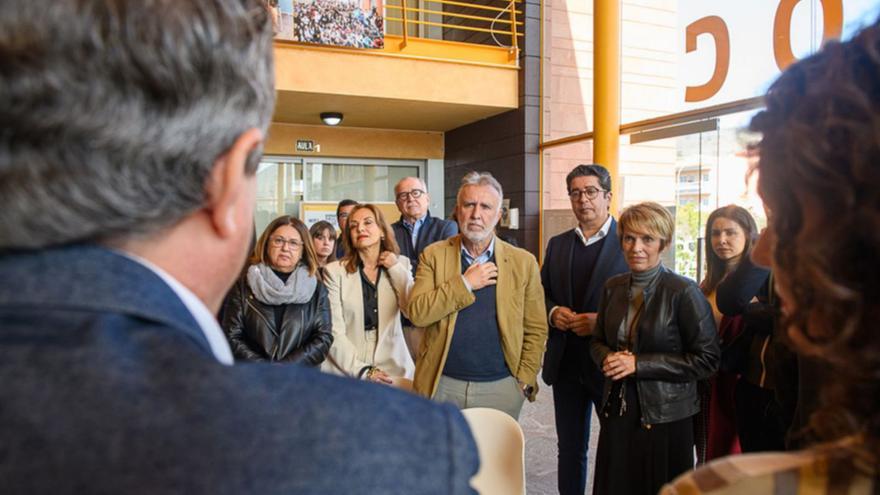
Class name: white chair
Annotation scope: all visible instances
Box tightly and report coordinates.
[461,407,526,495]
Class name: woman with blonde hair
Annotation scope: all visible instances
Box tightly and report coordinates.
[590,201,719,494]
[222,215,332,365]
[321,204,414,383]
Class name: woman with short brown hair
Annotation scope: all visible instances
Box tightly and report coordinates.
[590,202,719,494]
[321,204,414,383]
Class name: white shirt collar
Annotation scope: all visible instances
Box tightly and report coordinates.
[118,251,234,366]
[574,214,613,247]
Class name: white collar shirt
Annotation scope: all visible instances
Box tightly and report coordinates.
[574,214,613,247]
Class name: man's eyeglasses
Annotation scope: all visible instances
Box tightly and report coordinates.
[270,236,303,250]
[396,189,425,201]
[568,187,607,201]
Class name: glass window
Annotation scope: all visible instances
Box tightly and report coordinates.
[254,156,422,236]
[303,162,418,202]
[619,109,766,282]
[254,159,303,237]
[622,1,880,116]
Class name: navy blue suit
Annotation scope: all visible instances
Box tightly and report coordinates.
[391,211,458,276]
[540,220,627,495]
[0,246,478,494]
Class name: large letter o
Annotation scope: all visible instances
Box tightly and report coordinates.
[773,0,843,71]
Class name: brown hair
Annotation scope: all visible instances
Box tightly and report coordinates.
[309,220,338,264]
[617,202,674,250]
[340,204,400,274]
[750,19,880,468]
[249,215,319,277]
[701,205,759,294]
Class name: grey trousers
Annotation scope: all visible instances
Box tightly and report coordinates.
[434,374,525,420]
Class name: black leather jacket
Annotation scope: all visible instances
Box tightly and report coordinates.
[222,275,333,366]
[590,266,720,425]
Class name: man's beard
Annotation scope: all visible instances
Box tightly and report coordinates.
[461,223,496,244]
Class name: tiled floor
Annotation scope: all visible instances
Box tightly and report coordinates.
[519,377,600,495]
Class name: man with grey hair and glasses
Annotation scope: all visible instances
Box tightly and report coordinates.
[0,1,477,493]
[391,176,458,357]
[408,172,548,419]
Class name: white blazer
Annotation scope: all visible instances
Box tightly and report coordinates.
[321,257,415,379]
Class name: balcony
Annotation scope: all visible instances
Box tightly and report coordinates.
[272,0,522,132]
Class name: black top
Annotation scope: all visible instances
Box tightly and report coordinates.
[272,269,292,330]
[559,237,605,377]
[359,267,381,331]
[570,236,605,313]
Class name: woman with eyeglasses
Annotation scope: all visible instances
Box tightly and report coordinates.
[221,215,333,365]
[321,204,415,384]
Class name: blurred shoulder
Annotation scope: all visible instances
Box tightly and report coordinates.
[661,448,871,495]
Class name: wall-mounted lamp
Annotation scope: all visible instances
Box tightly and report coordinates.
[320,112,343,126]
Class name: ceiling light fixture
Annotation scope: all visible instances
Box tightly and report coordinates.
[320,112,343,126]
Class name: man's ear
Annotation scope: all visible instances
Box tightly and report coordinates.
[205,128,264,239]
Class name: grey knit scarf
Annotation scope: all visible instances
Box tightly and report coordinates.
[246,262,317,305]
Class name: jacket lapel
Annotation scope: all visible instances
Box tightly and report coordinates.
[343,268,367,349]
[561,230,576,307]
[494,238,508,334]
[580,218,620,310]
[414,211,433,253]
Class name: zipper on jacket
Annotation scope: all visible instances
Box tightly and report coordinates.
[758,335,770,387]
[245,298,279,359]
[246,298,275,334]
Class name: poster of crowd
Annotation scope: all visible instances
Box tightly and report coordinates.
[270,0,385,49]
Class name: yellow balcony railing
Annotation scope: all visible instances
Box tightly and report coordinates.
[384,0,523,57]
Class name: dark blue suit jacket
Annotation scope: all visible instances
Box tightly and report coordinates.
[0,246,477,494]
[540,220,628,386]
[391,211,458,276]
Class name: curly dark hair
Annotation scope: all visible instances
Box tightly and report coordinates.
[750,18,880,469]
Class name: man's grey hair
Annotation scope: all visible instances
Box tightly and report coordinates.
[394,176,428,193]
[456,172,503,211]
[0,0,275,249]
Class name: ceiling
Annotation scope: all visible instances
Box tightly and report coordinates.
[273,90,514,132]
